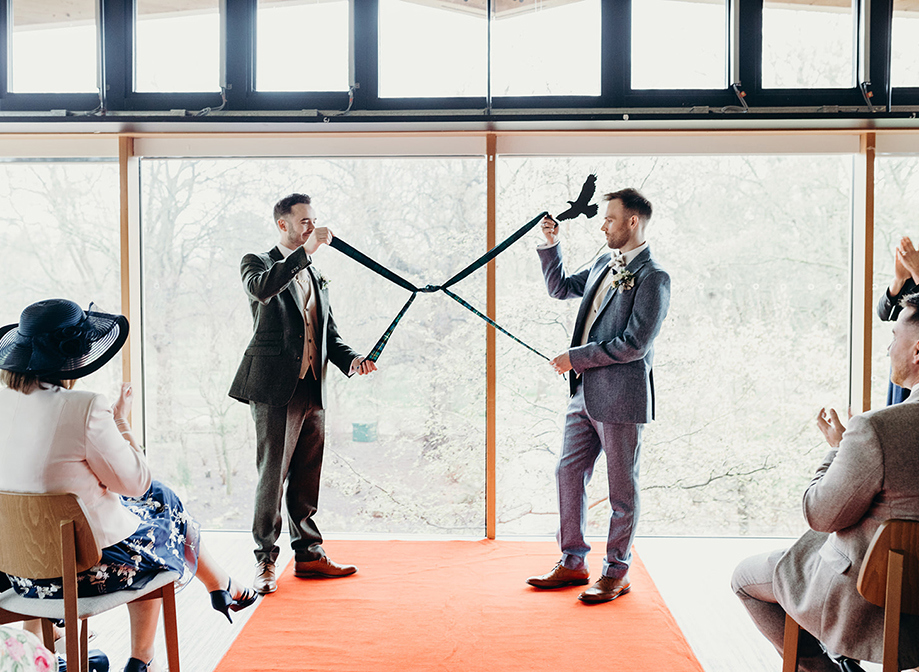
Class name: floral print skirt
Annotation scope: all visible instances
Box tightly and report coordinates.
[5,480,200,599]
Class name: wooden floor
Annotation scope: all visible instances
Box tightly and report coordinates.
[45,533,887,672]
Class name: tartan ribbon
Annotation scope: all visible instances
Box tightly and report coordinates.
[366,292,417,362]
[440,288,549,361]
[329,211,550,362]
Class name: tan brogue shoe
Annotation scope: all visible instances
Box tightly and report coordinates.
[253,560,277,594]
[294,556,357,578]
[526,562,590,589]
[578,575,631,604]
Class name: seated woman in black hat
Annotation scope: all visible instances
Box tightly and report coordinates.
[0,299,258,672]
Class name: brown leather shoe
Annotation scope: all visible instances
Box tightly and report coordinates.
[294,556,357,578]
[526,562,590,589]
[253,560,277,594]
[578,575,631,604]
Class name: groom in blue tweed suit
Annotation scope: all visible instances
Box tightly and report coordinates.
[527,188,671,604]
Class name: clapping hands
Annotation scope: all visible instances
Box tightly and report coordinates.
[112,382,133,421]
[816,407,850,448]
[896,236,919,284]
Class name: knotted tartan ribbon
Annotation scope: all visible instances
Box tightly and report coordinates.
[328,211,550,362]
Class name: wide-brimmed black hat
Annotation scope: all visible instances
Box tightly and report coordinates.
[0,299,129,380]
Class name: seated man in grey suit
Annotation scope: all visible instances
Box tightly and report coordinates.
[526,188,671,604]
[732,292,919,672]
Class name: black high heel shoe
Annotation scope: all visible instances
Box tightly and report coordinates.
[210,579,258,623]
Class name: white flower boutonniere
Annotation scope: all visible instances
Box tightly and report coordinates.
[315,270,331,290]
[611,268,636,291]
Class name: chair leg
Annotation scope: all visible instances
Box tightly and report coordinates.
[80,619,90,672]
[882,550,904,672]
[39,618,55,653]
[160,584,181,672]
[63,618,80,672]
[782,612,801,672]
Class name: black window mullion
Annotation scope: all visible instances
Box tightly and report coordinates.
[869,0,893,110]
[602,0,629,106]
[352,0,378,110]
[0,0,8,99]
[223,0,255,111]
[101,0,128,111]
[737,0,762,101]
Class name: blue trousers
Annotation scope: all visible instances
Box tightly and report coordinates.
[556,384,642,579]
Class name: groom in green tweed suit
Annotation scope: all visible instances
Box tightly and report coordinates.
[230,193,376,595]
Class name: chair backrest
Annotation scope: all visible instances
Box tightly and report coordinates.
[857,519,919,615]
[0,491,102,579]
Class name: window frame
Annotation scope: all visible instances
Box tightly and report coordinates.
[0,0,917,121]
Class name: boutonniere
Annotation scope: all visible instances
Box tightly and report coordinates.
[315,270,330,290]
[610,268,635,291]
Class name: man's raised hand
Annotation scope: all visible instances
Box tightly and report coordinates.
[304,226,334,255]
[541,215,559,246]
[816,407,846,448]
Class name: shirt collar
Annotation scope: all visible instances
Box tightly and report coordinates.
[619,241,648,268]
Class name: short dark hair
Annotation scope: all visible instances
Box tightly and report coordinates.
[604,188,652,223]
[273,193,311,224]
[0,370,74,393]
[899,292,919,323]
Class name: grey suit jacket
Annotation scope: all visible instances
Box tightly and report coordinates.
[539,244,671,424]
[228,245,358,408]
[774,391,919,666]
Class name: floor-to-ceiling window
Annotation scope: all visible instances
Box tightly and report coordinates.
[139,154,488,533]
[0,155,122,393]
[494,143,853,537]
[0,133,890,540]
[872,145,919,410]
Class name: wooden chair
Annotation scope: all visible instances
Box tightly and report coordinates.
[856,519,919,671]
[0,491,181,672]
[782,519,919,672]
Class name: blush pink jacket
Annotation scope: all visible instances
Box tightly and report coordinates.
[0,385,152,549]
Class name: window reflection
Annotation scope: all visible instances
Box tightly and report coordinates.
[255,0,349,92]
[379,0,486,98]
[762,0,855,89]
[891,1,919,87]
[134,0,221,93]
[490,0,600,97]
[631,0,726,90]
[9,0,98,93]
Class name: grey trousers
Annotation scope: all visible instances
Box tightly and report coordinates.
[731,549,841,672]
[251,374,326,564]
[556,383,642,579]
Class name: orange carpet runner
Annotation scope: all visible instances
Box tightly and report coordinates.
[215,540,704,672]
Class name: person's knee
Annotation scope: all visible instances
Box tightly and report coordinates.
[730,560,749,596]
[731,553,765,598]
